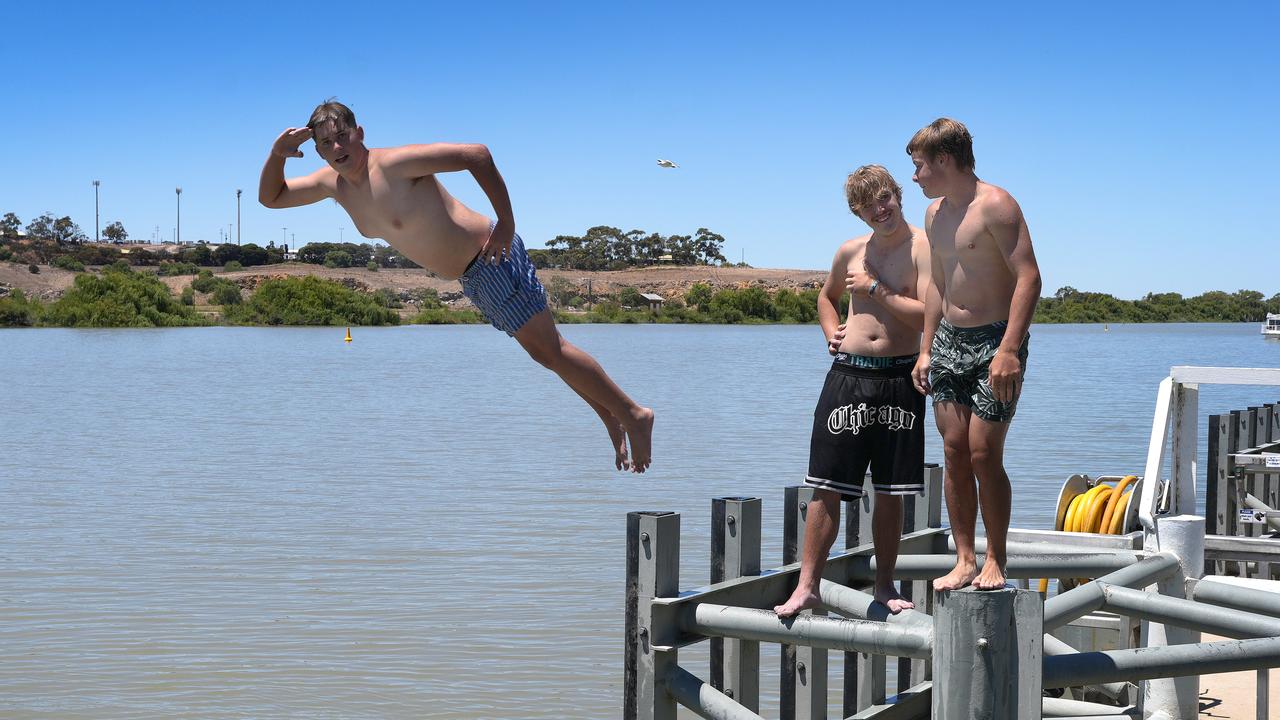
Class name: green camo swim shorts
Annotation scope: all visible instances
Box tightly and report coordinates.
[929,319,1029,423]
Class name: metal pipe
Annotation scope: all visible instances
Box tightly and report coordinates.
[818,579,931,628]
[1192,578,1280,618]
[664,664,765,720]
[849,552,1143,581]
[1042,552,1180,630]
[1138,376,1174,538]
[1100,584,1280,639]
[1043,636,1280,689]
[1243,492,1280,531]
[683,603,932,659]
[1041,696,1138,716]
[1042,634,1131,702]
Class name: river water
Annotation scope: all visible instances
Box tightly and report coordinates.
[2,323,1276,718]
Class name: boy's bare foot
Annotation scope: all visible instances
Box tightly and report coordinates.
[774,586,822,618]
[873,584,915,614]
[606,419,630,471]
[623,407,655,473]
[973,561,1007,590]
[933,560,979,592]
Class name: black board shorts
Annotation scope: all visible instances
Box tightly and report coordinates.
[805,354,926,500]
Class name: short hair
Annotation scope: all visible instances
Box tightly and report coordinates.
[307,98,356,133]
[906,117,975,171]
[844,164,903,216]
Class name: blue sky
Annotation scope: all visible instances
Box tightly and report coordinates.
[5,1,1276,298]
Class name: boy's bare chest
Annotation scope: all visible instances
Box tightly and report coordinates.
[932,209,991,261]
[336,175,442,238]
[852,240,916,297]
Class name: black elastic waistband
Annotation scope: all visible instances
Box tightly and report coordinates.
[830,353,918,377]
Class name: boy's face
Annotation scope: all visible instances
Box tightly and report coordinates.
[313,120,366,171]
[855,188,906,234]
[910,151,945,199]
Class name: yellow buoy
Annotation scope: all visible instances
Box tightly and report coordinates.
[344,327,352,343]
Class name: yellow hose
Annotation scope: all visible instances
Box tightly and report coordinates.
[1083,487,1113,533]
[1108,490,1134,535]
[1098,475,1137,534]
[1049,477,1139,595]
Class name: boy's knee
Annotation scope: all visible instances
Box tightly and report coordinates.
[523,340,563,369]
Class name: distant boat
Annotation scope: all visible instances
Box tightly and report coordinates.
[656,159,678,168]
[1263,313,1280,337]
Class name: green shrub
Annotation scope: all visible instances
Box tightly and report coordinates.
[28,264,39,274]
[222,275,400,326]
[410,307,485,325]
[213,283,243,305]
[43,266,204,327]
[159,261,199,276]
[224,260,244,272]
[0,246,12,261]
[53,255,85,272]
[192,270,217,293]
[0,289,41,326]
[372,288,402,308]
[180,286,195,305]
[367,261,379,271]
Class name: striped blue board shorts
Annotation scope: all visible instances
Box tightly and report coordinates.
[458,232,548,335]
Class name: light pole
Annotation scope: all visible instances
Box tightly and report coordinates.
[236,189,242,245]
[92,180,100,242]
[339,227,344,242]
[175,187,182,245]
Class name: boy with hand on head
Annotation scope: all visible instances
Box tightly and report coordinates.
[260,100,654,472]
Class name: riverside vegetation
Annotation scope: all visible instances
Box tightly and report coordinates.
[0,221,1277,328]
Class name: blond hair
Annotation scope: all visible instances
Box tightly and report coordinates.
[307,98,356,133]
[844,165,903,216]
[906,117,975,171]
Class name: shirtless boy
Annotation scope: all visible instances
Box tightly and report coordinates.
[260,100,654,472]
[907,118,1041,591]
[776,165,930,617]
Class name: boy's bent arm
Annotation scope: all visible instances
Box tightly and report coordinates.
[384,143,516,259]
[259,127,334,209]
[818,243,852,353]
[913,207,944,394]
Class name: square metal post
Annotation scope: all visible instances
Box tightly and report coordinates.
[782,486,827,720]
[710,497,761,712]
[625,511,680,720]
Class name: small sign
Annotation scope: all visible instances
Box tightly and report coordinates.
[1240,509,1270,524]
[1266,455,1280,469]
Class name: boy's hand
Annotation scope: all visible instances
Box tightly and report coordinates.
[988,349,1022,405]
[827,323,846,355]
[846,270,877,297]
[272,127,313,159]
[481,219,515,264]
[912,353,931,395]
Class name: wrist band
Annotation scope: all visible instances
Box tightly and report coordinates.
[868,280,880,296]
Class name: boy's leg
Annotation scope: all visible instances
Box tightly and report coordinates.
[774,489,842,617]
[969,416,1013,590]
[871,493,914,612]
[513,309,655,472]
[933,400,979,592]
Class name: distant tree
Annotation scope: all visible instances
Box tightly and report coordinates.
[685,283,713,311]
[693,228,727,265]
[324,250,353,268]
[25,212,56,240]
[180,244,214,266]
[238,243,268,267]
[213,243,242,265]
[51,216,87,244]
[103,221,128,243]
[0,212,20,236]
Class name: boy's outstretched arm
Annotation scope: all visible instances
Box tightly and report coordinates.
[381,143,515,263]
[259,127,335,209]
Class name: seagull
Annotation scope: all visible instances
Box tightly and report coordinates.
[656,159,678,168]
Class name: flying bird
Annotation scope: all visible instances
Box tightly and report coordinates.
[656,159,678,168]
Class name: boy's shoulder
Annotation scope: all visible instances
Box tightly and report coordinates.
[975,182,1022,225]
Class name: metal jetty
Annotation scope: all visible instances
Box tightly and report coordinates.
[624,366,1280,720]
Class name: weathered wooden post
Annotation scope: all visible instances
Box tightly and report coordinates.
[781,486,827,720]
[711,497,762,712]
[625,511,680,720]
[931,587,1042,719]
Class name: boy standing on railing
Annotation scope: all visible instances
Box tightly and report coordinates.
[776,165,931,617]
